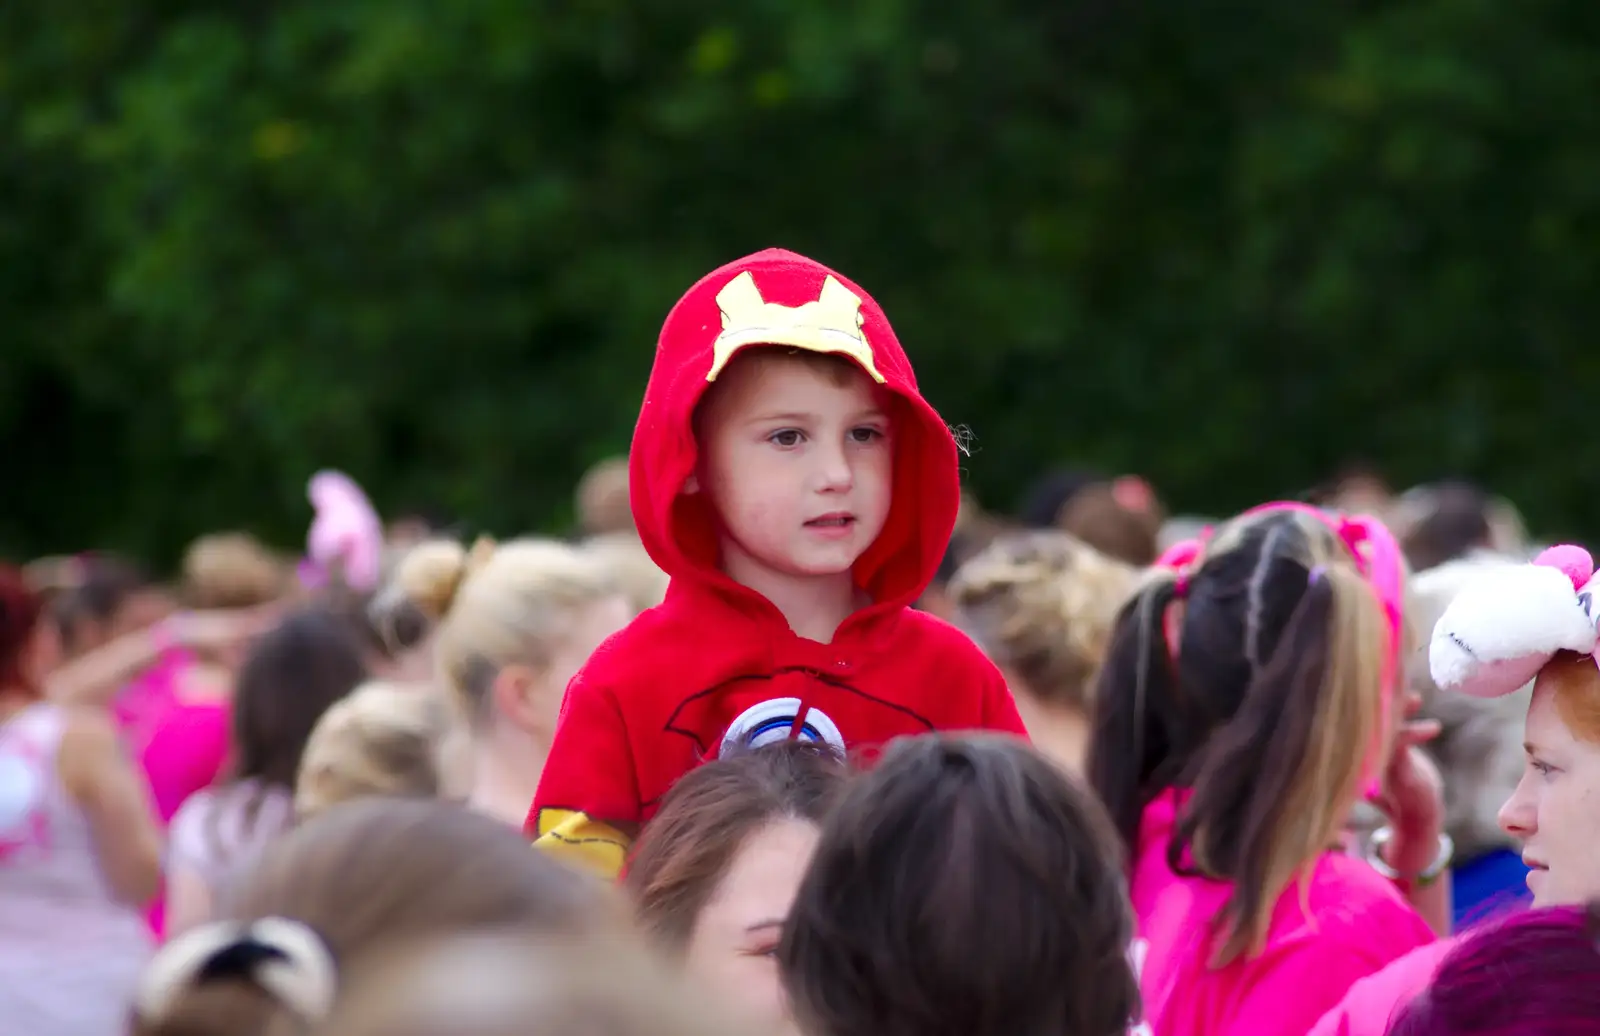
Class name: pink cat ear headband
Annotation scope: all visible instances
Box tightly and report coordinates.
[1429,544,1600,699]
[298,470,385,594]
[1156,501,1407,794]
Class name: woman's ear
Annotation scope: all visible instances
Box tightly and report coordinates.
[489,663,558,743]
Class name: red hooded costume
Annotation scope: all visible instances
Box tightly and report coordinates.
[527,248,1026,875]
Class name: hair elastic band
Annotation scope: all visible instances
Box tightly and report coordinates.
[1307,564,1327,585]
[134,917,337,1026]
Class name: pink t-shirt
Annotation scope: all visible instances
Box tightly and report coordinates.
[1129,790,1437,1036]
[1306,938,1455,1036]
[139,701,230,940]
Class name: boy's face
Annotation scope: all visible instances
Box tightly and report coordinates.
[694,352,893,582]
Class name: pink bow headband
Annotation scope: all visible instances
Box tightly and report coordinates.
[1156,501,1406,657]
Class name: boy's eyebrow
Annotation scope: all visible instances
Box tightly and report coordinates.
[745,411,817,425]
[744,407,890,425]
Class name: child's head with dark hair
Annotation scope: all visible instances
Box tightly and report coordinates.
[1387,902,1600,1035]
[1087,507,1399,965]
[780,733,1139,1036]
[232,609,370,792]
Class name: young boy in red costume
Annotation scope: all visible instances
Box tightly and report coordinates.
[528,248,1027,875]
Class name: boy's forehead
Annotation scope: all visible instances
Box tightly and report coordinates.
[703,348,886,416]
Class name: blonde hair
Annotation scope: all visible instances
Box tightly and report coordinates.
[184,533,292,609]
[323,932,757,1036]
[948,530,1138,713]
[130,798,624,1036]
[380,537,619,723]
[582,533,668,615]
[295,681,451,821]
[1088,508,1392,965]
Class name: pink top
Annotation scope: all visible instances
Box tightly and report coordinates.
[138,701,231,939]
[1129,791,1436,1036]
[1306,938,1455,1036]
[0,704,152,1035]
[111,647,193,752]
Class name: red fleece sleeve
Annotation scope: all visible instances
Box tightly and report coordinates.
[526,667,639,877]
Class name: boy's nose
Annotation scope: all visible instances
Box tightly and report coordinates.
[815,447,854,492]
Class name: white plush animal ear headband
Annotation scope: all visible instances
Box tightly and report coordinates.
[1430,544,1600,699]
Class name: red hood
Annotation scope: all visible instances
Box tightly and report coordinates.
[629,248,959,616]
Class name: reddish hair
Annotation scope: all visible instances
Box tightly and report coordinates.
[0,565,45,696]
[1388,902,1600,1035]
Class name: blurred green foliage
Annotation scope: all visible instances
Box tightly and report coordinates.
[4,0,1600,563]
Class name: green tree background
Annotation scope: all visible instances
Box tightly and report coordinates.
[4,1,1598,564]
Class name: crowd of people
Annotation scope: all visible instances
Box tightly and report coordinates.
[2,247,1596,1036]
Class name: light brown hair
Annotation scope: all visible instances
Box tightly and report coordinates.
[624,741,848,952]
[949,530,1139,712]
[130,798,623,1036]
[1057,483,1161,567]
[1088,509,1390,965]
[183,533,293,609]
[575,456,635,537]
[321,932,759,1036]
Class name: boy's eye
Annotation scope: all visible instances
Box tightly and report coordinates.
[768,430,804,447]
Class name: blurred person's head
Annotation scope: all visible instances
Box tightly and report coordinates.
[1387,902,1600,1036]
[1015,469,1162,566]
[626,741,848,1036]
[576,456,634,537]
[949,530,1138,774]
[1307,461,1391,516]
[323,931,759,1036]
[1392,481,1496,572]
[295,681,452,821]
[129,797,622,1036]
[1058,479,1163,567]
[49,553,169,657]
[232,609,370,796]
[375,537,631,826]
[183,533,293,610]
[781,733,1138,1036]
[1089,504,1406,964]
[0,564,54,701]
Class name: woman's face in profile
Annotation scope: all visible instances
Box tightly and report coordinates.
[683,818,818,1036]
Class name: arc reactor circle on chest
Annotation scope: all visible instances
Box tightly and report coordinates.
[718,697,844,756]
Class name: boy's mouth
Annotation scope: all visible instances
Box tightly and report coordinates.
[804,513,856,529]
